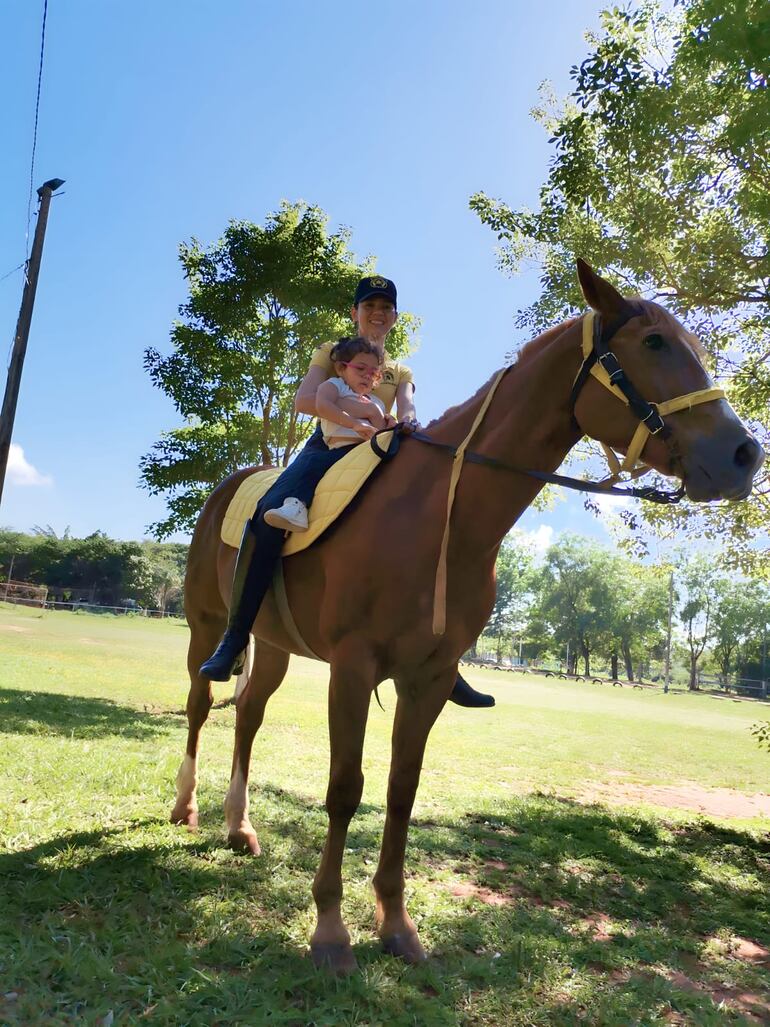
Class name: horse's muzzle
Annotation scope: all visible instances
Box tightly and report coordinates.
[683,433,765,502]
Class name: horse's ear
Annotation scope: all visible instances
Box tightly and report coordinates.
[576,259,627,318]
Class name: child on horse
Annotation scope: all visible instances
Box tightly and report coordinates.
[200,275,494,709]
[264,336,397,533]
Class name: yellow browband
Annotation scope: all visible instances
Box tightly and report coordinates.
[579,312,725,482]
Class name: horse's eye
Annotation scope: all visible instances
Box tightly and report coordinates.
[644,333,665,351]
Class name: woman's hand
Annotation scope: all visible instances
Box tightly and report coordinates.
[353,421,377,440]
[399,417,421,434]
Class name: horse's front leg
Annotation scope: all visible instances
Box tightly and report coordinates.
[225,639,289,854]
[310,644,376,975]
[373,667,454,963]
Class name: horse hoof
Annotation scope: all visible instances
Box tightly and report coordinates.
[381,932,427,964]
[310,942,358,975]
[170,806,198,828]
[227,829,261,855]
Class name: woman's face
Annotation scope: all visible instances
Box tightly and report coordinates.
[351,296,397,342]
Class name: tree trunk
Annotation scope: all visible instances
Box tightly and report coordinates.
[581,640,590,676]
[610,650,618,680]
[621,640,634,681]
[689,652,699,690]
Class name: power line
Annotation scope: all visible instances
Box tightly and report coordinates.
[0,262,27,286]
[26,0,49,259]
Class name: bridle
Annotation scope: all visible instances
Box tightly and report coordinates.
[369,307,726,635]
[374,306,726,506]
[570,307,725,487]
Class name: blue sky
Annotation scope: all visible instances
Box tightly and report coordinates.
[1,0,621,548]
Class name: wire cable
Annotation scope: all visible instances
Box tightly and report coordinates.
[0,262,27,286]
[26,0,49,258]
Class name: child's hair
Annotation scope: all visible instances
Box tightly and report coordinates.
[329,336,383,366]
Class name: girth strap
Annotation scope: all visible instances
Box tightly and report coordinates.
[272,560,322,661]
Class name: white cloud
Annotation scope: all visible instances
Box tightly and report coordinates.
[519,524,554,553]
[591,492,631,517]
[6,444,53,487]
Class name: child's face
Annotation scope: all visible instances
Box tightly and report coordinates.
[338,352,381,394]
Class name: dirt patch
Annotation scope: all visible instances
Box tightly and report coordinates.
[450,881,511,906]
[579,781,770,819]
[0,624,29,632]
[581,914,613,942]
[663,969,770,1023]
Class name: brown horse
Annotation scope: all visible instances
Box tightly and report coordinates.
[172,263,762,973]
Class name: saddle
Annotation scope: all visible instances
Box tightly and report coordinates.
[221,429,397,553]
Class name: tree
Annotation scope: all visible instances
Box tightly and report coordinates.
[140,201,417,538]
[482,533,535,662]
[710,577,768,685]
[129,542,188,612]
[533,535,617,675]
[677,554,720,689]
[0,529,190,610]
[470,0,770,571]
[604,561,668,681]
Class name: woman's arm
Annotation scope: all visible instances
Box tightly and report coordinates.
[294,365,328,417]
[396,381,418,424]
[315,381,376,436]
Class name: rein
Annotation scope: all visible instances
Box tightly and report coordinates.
[389,308,725,636]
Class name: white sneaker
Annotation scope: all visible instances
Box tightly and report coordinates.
[264,497,309,532]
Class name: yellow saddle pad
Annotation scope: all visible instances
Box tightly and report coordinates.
[221,432,395,554]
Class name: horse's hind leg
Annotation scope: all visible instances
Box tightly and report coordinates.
[225,639,290,855]
[170,609,226,827]
[372,667,455,963]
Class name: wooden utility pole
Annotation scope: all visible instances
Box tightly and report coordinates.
[0,177,64,507]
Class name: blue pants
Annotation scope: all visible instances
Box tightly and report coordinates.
[256,425,351,515]
[231,427,353,634]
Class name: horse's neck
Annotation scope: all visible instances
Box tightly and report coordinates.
[431,319,583,552]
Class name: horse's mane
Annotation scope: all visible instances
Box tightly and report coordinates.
[426,316,580,429]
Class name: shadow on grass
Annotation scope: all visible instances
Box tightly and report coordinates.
[1,788,768,1024]
[0,686,181,740]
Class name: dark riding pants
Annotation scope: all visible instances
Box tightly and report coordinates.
[232,427,353,634]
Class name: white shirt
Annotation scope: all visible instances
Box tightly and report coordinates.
[320,377,386,449]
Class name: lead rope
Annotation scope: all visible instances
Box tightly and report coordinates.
[432,367,508,635]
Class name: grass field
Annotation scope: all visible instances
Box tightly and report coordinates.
[1,604,769,1025]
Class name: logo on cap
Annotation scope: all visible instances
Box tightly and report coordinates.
[368,276,388,289]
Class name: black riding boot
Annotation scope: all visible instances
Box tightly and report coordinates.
[199,519,273,682]
[449,671,495,708]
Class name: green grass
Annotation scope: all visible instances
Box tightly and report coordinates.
[1,604,769,1025]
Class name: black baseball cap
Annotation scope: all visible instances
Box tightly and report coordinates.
[353,275,397,308]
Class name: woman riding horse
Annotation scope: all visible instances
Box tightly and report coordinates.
[200,275,494,708]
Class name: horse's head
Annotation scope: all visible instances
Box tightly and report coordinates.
[571,260,764,502]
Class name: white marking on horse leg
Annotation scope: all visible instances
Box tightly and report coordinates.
[224,757,251,834]
[175,753,197,808]
[171,753,199,825]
